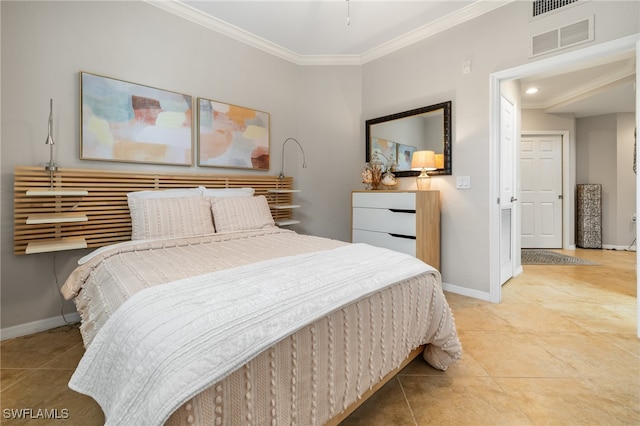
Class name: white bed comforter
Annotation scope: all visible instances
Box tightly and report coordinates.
[69,243,436,425]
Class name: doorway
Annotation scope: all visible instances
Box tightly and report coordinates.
[488,35,639,336]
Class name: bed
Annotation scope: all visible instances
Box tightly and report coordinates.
[57,185,462,425]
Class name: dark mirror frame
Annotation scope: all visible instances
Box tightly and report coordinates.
[365,101,452,177]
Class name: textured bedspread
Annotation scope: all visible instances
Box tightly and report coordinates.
[62,228,346,345]
[69,244,437,425]
[62,227,462,425]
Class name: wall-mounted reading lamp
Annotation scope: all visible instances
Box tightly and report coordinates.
[279,137,308,179]
[44,98,58,189]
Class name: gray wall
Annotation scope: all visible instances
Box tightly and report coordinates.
[0,1,361,332]
[363,0,639,295]
[576,113,636,248]
[1,0,638,333]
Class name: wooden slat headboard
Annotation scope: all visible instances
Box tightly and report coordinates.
[13,166,295,255]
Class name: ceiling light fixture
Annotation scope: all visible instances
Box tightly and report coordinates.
[526,87,539,94]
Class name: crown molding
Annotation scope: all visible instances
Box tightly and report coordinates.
[146,0,513,66]
[144,0,304,64]
[360,0,514,64]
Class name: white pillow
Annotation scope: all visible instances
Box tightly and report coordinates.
[198,186,255,197]
[128,196,215,240]
[211,196,275,232]
[127,188,202,200]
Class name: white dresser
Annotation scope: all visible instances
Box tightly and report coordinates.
[351,190,440,270]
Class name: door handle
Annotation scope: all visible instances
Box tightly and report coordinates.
[558,194,563,199]
[510,196,517,202]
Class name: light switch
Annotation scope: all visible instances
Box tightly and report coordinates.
[456,176,471,189]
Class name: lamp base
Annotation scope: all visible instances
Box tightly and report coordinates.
[416,173,431,190]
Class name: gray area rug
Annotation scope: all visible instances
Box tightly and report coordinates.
[521,249,599,265]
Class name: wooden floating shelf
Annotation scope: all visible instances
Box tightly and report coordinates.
[26,212,89,225]
[268,189,301,193]
[25,237,88,254]
[270,204,300,209]
[26,189,89,197]
[275,219,300,226]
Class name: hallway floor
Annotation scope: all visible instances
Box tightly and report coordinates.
[1,249,637,425]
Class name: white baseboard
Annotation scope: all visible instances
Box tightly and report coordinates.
[513,265,524,278]
[442,281,492,302]
[0,313,80,341]
[602,244,636,252]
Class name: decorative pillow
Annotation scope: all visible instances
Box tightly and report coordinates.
[127,188,202,200]
[211,195,275,232]
[128,196,215,240]
[199,186,255,197]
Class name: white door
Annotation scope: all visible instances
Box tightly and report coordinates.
[499,97,516,285]
[521,135,563,248]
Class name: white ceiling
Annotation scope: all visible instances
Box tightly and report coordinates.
[149,0,636,118]
[150,0,509,64]
[519,52,636,118]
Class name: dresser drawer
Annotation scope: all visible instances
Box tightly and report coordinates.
[352,207,416,237]
[351,190,440,270]
[352,229,416,257]
[352,192,416,210]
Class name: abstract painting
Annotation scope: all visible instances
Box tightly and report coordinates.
[397,143,417,170]
[197,97,270,170]
[81,72,193,165]
[371,138,397,165]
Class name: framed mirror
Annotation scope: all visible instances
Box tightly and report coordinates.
[365,101,452,177]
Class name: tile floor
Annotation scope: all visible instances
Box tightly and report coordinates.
[1,248,637,425]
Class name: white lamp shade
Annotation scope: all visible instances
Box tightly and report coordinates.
[411,150,437,171]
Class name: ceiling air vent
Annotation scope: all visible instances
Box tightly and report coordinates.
[530,16,593,57]
[532,0,580,17]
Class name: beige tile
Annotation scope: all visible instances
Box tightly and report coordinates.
[400,375,533,426]
[1,325,82,369]
[541,300,637,334]
[534,332,640,379]
[488,303,587,333]
[458,330,577,378]
[444,292,489,309]
[449,305,515,332]
[501,279,574,305]
[339,377,416,425]
[0,368,104,425]
[0,369,35,392]
[398,351,489,378]
[494,377,640,425]
[44,343,86,370]
[602,333,640,358]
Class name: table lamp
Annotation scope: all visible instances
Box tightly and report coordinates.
[411,150,437,190]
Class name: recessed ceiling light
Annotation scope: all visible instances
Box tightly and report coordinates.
[526,87,539,94]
